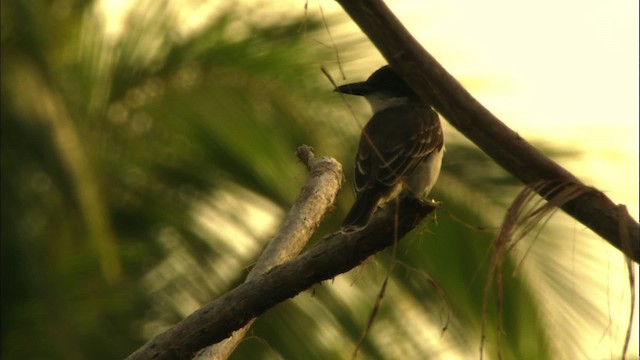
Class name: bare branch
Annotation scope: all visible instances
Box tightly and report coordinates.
[335,0,639,262]
[195,145,343,360]
[126,197,437,360]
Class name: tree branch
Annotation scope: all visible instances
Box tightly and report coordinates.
[193,145,343,360]
[335,0,639,262]
[126,197,436,360]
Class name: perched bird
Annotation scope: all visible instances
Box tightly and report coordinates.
[335,65,444,231]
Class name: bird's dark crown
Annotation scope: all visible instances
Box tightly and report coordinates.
[366,66,416,96]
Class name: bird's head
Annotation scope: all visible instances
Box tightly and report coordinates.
[335,65,418,112]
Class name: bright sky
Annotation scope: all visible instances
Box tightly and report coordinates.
[418,1,639,218]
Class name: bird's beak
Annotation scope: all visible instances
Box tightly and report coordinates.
[334,81,374,96]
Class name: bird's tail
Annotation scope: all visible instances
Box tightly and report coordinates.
[341,194,380,232]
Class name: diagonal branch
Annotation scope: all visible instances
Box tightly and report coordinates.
[336,0,639,262]
[126,197,436,360]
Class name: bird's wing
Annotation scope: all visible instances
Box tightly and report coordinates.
[354,105,442,195]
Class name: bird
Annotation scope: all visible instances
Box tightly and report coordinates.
[335,65,444,231]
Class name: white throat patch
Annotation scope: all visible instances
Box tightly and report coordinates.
[364,94,410,113]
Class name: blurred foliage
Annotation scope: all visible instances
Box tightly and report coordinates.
[1,0,635,359]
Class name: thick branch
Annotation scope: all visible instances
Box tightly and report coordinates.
[126,198,436,360]
[336,0,639,261]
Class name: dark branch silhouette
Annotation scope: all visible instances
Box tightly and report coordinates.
[335,0,639,262]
